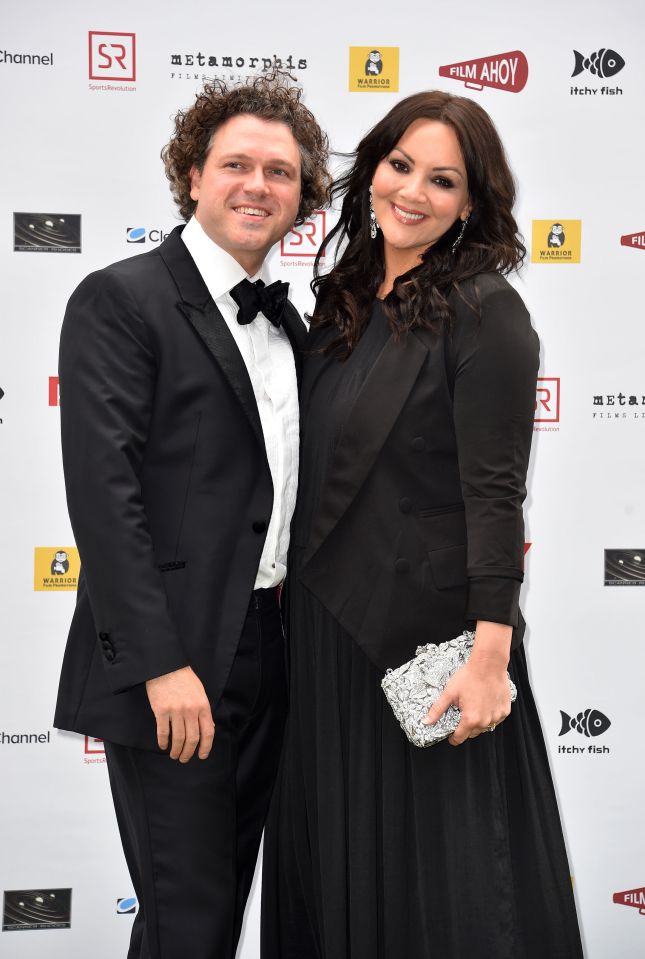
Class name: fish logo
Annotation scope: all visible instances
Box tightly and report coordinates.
[559,708,611,738]
[571,48,625,79]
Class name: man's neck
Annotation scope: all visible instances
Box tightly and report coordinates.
[193,214,265,277]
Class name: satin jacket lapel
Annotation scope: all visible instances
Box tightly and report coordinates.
[158,226,264,447]
[303,329,429,566]
[280,300,307,391]
[181,300,265,445]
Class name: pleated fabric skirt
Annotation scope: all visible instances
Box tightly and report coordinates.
[261,550,584,959]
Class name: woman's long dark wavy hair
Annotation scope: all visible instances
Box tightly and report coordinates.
[312,91,525,355]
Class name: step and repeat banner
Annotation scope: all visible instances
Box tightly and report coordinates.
[1,1,644,956]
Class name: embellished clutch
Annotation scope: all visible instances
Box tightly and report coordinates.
[381,631,517,748]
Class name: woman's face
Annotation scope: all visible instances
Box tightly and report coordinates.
[370,119,471,277]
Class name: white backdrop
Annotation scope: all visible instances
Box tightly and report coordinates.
[1,1,644,956]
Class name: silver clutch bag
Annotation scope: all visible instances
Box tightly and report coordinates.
[381,631,517,747]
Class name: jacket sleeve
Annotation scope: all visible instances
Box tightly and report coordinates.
[59,268,189,693]
[450,281,539,626]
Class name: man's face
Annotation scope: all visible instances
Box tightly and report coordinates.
[189,114,302,274]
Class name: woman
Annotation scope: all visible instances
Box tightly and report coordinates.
[262,91,583,959]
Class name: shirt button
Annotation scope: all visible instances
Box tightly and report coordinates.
[399,497,411,514]
[395,558,410,574]
[252,521,267,534]
[412,437,425,451]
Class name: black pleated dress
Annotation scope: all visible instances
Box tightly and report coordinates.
[261,302,584,959]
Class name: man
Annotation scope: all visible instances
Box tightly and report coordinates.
[54,73,330,958]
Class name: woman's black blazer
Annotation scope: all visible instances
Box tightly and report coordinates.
[299,272,540,672]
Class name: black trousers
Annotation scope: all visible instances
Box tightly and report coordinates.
[105,588,287,959]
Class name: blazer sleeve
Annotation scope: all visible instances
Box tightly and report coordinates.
[59,268,189,693]
[450,280,539,626]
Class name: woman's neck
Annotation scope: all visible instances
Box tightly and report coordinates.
[378,249,423,298]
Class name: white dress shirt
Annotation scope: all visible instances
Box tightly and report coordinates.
[181,215,299,588]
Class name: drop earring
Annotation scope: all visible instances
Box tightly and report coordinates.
[369,185,379,240]
[451,214,470,254]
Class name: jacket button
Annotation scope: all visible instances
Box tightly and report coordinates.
[98,631,109,640]
[104,649,116,662]
[395,558,410,574]
[399,497,411,514]
[252,520,267,534]
[411,436,425,451]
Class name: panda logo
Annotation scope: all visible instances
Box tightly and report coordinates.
[51,550,69,576]
[365,50,383,76]
[547,223,565,248]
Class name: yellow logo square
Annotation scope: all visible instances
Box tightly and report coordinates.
[531,220,582,263]
[34,546,80,591]
[349,47,399,92]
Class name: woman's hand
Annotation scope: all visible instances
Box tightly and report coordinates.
[421,621,513,746]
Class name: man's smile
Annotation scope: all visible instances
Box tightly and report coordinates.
[233,205,270,218]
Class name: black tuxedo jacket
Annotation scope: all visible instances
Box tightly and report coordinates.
[298,272,539,672]
[54,226,306,749]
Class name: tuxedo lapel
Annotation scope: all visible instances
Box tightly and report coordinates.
[159,226,264,447]
[280,301,307,391]
[179,300,265,446]
[303,328,429,566]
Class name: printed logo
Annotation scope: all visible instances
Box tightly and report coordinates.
[572,47,624,79]
[0,730,51,745]
[280,211,327,261]
[559,708,611,738]
[439,50,528,93]
[116,897,138,915]
[531,220,581,263]
[534,377,560,431]
[557,708,611,755]
[84,736,106,765]
[169,52,307,83]
[523,542,532,556]
[592,392,645,420]
[89,31,136,82]
[127,227,145,244]
[2,889,72,931]
[48,376,60,407]
[570,47,624,96]
[34,547,80,592]
[13,213,81,253]
[126,227,171,245]
[604,549,645,586]
[0,50,54,67]
[613,887,645,916]
[620,230,645,250]
[349,47,399,92]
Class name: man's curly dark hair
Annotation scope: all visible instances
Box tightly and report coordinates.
[162,72,331,224]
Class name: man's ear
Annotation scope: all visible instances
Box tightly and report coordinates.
[189,165,201,202]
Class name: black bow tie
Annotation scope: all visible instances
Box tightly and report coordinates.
[230,278,289,329]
